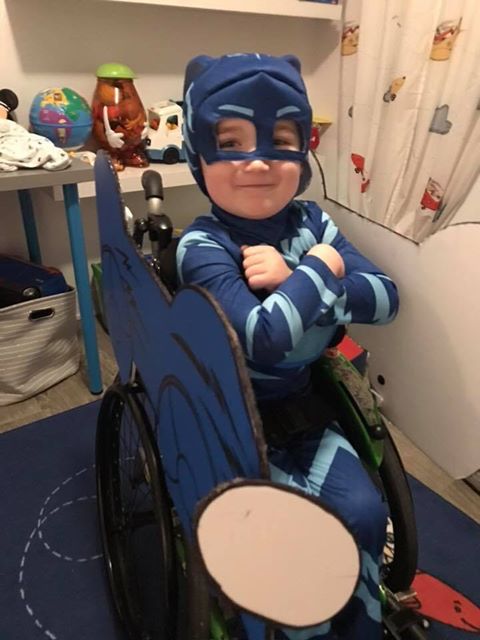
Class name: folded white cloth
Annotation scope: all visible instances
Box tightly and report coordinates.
[0,119,72,172]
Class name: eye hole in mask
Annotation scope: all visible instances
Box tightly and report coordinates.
[215,118,301,154]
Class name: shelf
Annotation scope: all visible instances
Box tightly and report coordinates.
[95,0,342,20]
[48,162,195,201]
[0,158,94,193]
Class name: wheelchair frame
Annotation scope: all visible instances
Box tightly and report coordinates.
[93,151,423,640]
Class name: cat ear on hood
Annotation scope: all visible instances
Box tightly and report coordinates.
[281,54,302,75]
[183,55,214,98]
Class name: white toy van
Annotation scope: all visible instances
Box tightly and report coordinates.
[146,100,187,164]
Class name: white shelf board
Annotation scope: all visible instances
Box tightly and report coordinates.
[48,162,195,200]
[95,0,342,20]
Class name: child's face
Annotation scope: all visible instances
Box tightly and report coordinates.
[200,118,302,219]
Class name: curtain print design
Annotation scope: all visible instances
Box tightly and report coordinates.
[383,76,406,103]
[430,18,462,61]
[341,22,359,56]
[335,0,480,242]
[429,105,452,135]
[351,153,370,192]
[420,178,444,221]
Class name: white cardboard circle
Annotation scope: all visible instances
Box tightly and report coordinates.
[196,483,360,627]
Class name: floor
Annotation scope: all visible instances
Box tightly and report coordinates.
[1,320,479,525]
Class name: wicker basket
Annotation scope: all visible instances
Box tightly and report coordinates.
[0,288,80,405]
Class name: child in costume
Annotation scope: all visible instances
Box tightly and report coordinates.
[177,53,399,639]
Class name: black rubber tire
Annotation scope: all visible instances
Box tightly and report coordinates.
[163,147,180,165]
[96,383,178,639]
[379,426,418,593]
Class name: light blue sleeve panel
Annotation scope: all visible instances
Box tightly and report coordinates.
[301,202,399,326]
[177,228,344,367]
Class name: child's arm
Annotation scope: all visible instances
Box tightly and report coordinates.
[241,245,293,292]
[177,209,398,366]
[241,243,344,292]
[177,228,347,366]
[307,204,399,326]
[240,203,398,328]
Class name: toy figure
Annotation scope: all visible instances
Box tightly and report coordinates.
[91,63,149,171]
[178,53,400,639]
[0,88,18,120]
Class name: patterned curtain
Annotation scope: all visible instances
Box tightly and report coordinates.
[335,0,480,242]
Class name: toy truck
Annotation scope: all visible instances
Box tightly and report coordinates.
[146,99,187,164]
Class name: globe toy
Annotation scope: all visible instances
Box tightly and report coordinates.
[29,88,93,151]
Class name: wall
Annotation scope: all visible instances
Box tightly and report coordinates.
[0,0,339,285]
[326,191,480,479]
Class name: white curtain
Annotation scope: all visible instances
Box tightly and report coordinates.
[335,0,480,242]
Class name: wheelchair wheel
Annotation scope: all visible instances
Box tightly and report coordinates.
[96,382,178,640]
[378,425,418,594]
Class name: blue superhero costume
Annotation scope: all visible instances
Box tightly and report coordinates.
[178,53,399,639]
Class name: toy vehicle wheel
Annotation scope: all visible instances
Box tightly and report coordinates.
[163,147,180,165]
[96,381,178,639]
[379,424,418,593]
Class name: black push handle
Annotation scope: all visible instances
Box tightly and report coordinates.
[141,170,164,200]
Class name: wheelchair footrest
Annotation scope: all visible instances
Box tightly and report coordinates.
[383,602,430,639]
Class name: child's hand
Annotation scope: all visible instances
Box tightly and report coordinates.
[307,244,345,278]
[241,245,293,292]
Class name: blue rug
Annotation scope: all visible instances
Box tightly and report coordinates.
[407,478,480,638]
[0,401,120,640]
[0,402,479,639]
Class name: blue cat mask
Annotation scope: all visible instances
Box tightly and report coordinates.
[182,53,312,197]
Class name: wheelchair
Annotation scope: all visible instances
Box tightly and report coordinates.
[93,150,427,640]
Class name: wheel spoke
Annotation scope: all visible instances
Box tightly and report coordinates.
[96,384,177,639]
[129,509,157,529]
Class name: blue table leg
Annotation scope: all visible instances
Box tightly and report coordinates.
[18,189,42,264]
[62,183,103,394]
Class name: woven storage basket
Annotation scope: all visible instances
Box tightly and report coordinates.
[0,288,80,405]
